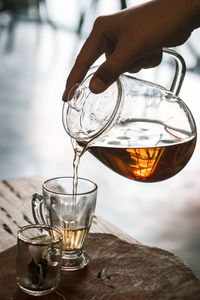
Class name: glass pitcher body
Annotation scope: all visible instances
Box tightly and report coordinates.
[63,49,197,182]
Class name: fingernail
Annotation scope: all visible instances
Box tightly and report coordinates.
[90,77,106,93]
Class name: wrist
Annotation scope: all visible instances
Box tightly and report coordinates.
[166,0,200,29]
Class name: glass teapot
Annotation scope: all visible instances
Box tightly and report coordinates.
[62,49,196,182]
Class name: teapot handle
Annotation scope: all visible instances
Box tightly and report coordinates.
[163,48,186,97]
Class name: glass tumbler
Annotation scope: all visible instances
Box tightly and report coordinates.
[16,224,63,296]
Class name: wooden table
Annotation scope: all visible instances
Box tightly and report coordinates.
[0,176,137,252]
[0,176,200,299]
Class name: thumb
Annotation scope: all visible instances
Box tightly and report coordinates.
[89,49,128,94]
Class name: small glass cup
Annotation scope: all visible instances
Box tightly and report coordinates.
[32,176,97,271]
[16,224,63,296]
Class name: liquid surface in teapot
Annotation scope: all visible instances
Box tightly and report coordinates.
[80,119,196,182]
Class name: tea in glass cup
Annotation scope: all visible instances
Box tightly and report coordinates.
[32,176,97,271]
[16,224,62,296]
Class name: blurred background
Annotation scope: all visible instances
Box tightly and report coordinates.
[0,0,200,278]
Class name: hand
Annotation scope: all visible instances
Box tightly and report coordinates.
[62,0,200,100]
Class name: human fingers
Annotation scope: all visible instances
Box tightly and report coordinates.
[89,47,163,93]
[126,50,163,73]
[62,19,107,101]
[89,43,134,94]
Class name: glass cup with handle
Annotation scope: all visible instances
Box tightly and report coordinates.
[16,224,63,296]
[32,176,97,271]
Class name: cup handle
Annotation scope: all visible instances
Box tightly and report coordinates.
[32,193,46,224]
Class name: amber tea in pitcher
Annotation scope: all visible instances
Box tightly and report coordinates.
[86,130,196,182]
[63,49,197,183]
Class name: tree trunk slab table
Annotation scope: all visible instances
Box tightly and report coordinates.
[0,177,200,299]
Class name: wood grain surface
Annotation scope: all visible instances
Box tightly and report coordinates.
[0,176,137,253]
[0,233,200,300]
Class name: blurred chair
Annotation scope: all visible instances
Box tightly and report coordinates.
[0,0,56,51]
